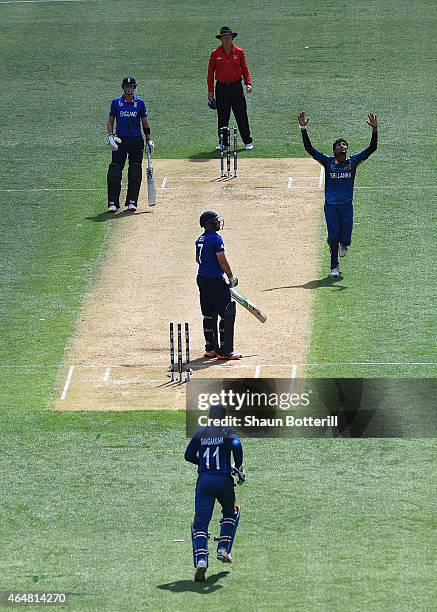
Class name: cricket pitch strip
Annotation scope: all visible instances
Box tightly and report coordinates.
[54,158,323,411]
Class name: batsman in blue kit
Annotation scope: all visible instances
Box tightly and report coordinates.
[106,76,154,213]
[196,211,241,360]
[298,111,378,277]
[185,404,245,582]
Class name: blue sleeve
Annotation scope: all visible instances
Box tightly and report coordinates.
[109,99,117,117]
[215,234,225,253]
[301,129,329,166]
[139,100,147,118]
[231,437,243,468]
[184,437,200,465]
[350,131,378,165]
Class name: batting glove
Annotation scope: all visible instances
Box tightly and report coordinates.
[108,134,121,151]
[228,275,238,288]
[232,465,246,485]
[208,98,217,110]
[146,140,155,154]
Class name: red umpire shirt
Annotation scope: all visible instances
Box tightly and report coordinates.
[207,44,251,92]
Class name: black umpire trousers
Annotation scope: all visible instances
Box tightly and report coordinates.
[216,80,252,145]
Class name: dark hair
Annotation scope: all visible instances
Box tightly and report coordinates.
[209,404,226,419]
[333,138,348,151]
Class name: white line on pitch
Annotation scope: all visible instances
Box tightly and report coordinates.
[161,177,168,189]
[291,364,298,378]
[60,366,74,400]
[306,361,437,366]
[0,0,89,4]
[287,177,293,189]
[255,365,261,378]
[1,361,435,369]
[103,367,111,382]
[319,166,324,188]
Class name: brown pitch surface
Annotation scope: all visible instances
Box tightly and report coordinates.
[54,157,323,411]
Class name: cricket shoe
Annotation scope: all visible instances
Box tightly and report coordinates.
[204,350,218,358]
[108,204,118,213]
[126,202,137,212]
[217,353,242,360]
[244,143,253,150]
[194,559,207,582]
[217,548,233,563]
[339,243,348,257]
[330,266,341,278]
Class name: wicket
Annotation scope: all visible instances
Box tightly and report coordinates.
[220,126,238,178]
[168,321,191,383]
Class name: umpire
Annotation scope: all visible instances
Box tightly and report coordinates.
[196,211,241,360]
[208,26,253,150]
[106,76,154,213]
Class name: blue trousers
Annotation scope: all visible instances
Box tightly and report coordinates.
[324,202,353,268]
[192,474,236,567]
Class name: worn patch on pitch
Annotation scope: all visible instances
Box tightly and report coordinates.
[54,158,323,411]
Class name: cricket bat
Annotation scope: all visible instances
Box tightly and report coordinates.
[146,147,156,206]
[230,288,267,323]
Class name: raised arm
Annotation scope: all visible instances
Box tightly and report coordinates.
[352,114,378,164]
[297,112,329,165]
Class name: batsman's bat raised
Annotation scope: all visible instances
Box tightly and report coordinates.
[230,288,267,323]
[146,147,156,206]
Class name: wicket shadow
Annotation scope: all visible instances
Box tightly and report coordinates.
[264,275,347,291]
[85,210,152,222]
[157,571,230,594]
[189,356,230,372]
[188,150,220,161]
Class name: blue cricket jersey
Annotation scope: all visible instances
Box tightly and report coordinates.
[184,426,243,475]
[302,130,377,205]
[196,231,225,278]
[109,95,147,137]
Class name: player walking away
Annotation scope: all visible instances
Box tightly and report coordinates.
[196,211,241,360]
[185,404,245,582]
[298,112,378,277]
[106,76,155,213]
[208,26,253,151]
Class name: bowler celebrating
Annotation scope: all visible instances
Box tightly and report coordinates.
[185,404,245,582]
[106,76,154,213]
[298,112,378,277]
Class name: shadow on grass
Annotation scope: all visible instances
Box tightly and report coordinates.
[85,210,153,222]
[188,147,247,161]
[157,571,230,594]
[264,275,347,291]
[188,150,220,161]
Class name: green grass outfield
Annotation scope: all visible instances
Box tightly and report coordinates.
[0,0,436,609]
